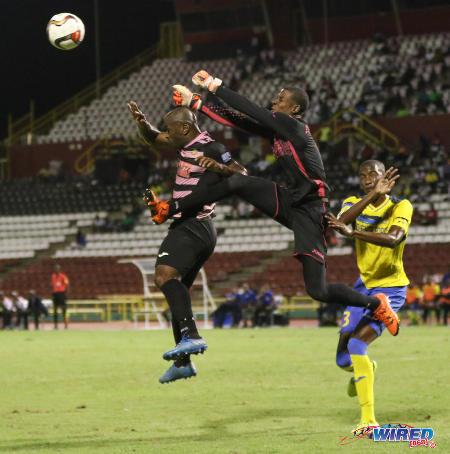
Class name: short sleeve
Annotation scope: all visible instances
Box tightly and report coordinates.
[391,200,413,233]
[204,142,233,165]
[337,196,358,219]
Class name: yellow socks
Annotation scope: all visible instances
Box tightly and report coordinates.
[350,353,375,423]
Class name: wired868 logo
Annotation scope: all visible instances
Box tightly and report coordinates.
[338,423,437,448]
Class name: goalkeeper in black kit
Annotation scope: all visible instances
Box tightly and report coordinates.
[147,70,400,336]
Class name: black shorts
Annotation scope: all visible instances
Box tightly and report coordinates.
[156,216,217,288]
[53,292,67,306]
[274,186,328,264]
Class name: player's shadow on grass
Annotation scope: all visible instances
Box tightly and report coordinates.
[0,406,325,451]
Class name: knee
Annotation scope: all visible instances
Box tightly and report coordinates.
[336,350,353,370]
[347,337,368,356]
[228,173,246,191]
[154,272,170,289]
[305,283,328,302]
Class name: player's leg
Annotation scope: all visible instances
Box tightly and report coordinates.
[434,301,441,324]
[62,303,68,329]
[301,256,378,309]
[53,302,58,329]
[155,264,199,383]
[347,324,379,427]
[336,331,354,372]
[169,174,280,220]
[155,264,205,362]
[156,220,215,361]
[422,304,429,324]
[288,202,398,334]
[336,288,370,374]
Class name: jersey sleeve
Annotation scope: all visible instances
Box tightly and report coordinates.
[391,199,413,233]
[200,103,273,139]
[214,86,301,141]
[203,142,233,165]
[337,196,359,219]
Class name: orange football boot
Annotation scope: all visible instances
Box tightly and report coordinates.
[373,294,399,336]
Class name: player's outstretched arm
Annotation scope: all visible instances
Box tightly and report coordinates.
[127,101,171,149]
[173,85,271,138]
[192,70,295,137]
[338,167,400,225]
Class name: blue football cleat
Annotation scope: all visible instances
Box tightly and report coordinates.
[159,362,197,384]
[162,333,208,361]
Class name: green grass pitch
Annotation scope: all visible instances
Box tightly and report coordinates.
[0,326,449,453]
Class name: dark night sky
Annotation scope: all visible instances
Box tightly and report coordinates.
[0,0,176,138]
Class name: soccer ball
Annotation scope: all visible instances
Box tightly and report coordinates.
[46,13,85,50]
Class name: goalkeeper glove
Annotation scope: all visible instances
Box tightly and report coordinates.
[192,70,222,93]
[173,85,202,110]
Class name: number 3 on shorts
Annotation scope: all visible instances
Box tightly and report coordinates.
[341,310,350,327]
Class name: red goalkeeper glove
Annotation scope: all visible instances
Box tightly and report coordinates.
[172,85,202,110]
[192,70,222,93]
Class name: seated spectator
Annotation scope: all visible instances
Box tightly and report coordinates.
[11,291,28,329]
[76,229,87,248]
[93,215,106,232]
[392,145,409,167]
[0,291,14,329]
[213,288,241,328]
[253,284,276,327]
[120,213,135,232]
[424,170,439,192]
[28,290,48,330]
[239,283,258,328]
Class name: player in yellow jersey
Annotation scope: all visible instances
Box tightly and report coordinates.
[326,160,413,435]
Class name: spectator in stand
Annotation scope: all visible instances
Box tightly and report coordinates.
[425,169,439,193]
[439,278,450,326]
[28,290,48,330]
[93,215,106,233]
[253,284,276,327]
[11,291,29,329]
[318,125,332,156]
[52,264,69,330]
[239,283,257,328]
[442,267,450,286]
[75,229,86,248]
[422,278,441,325]
[0,290,13,329]
[392,145,409,167]
[424,203,438,225]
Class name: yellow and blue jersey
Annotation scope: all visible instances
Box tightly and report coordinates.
[338,195,413,288]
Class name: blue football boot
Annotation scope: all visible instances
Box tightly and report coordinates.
[162,333,208,361]
[159,362,197,384]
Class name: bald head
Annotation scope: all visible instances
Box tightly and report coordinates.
[164,107,201,148]
[165,107,197,125]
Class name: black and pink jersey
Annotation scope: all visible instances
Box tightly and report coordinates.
[172,130,232,223]
[200,86,329,204]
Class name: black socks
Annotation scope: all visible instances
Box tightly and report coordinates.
[160,279,200,340]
